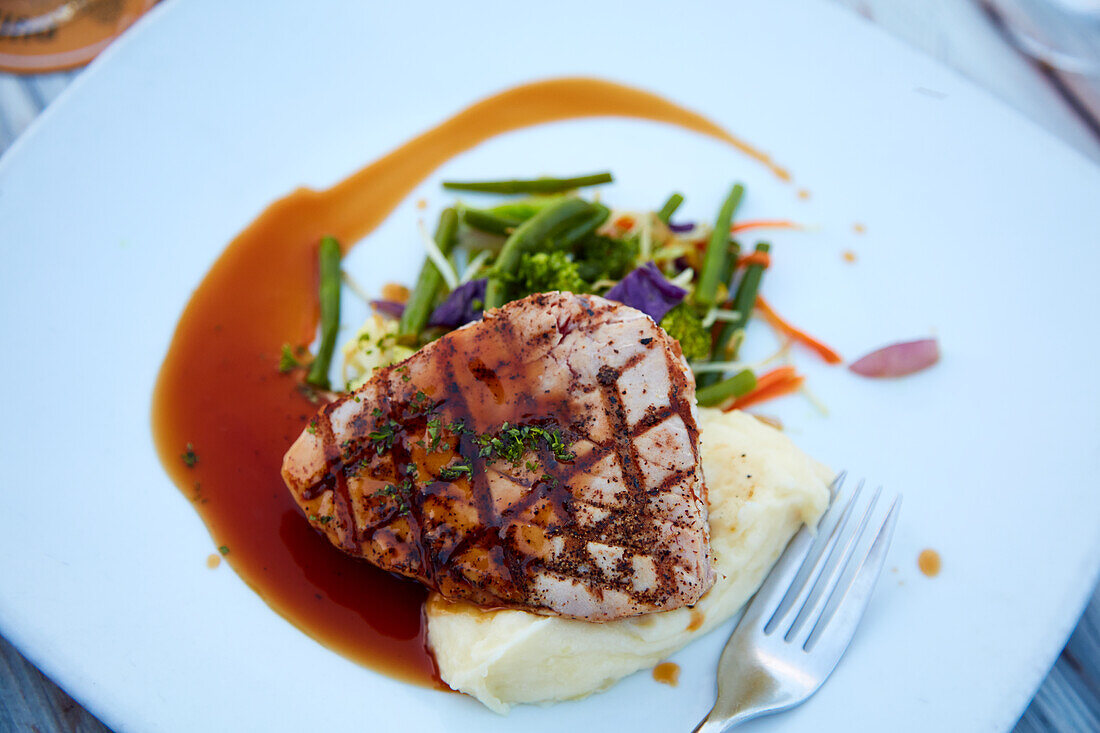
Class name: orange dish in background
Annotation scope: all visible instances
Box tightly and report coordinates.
[0,0,155,73]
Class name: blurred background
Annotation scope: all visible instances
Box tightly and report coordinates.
[0,0,1097,731]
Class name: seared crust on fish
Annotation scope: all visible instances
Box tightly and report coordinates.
[282,292,714,621]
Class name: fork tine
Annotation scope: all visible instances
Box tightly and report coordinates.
[804,494,901,653]
[764,477,862,634]
[740,472,847,627]
[785,485,881,642]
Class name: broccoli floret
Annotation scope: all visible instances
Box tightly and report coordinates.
[660,304,711,361]
[504,251,587,299]
[573,235,639,283]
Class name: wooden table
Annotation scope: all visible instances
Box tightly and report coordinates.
[2,2,1098,730]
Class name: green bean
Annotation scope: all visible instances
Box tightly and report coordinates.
[463,197,567,235]
[696,369,757,407]
[698,241,771,388]
[489,196,564,219]
[720,240,741,286]
[463,207,521,235]
[656,193,684,224]
[399,208,459,342]
[442,172,613,194]
[694,183,744,309]
[556,202,610,248]
[305,236,342,390]
[484,198,596,309]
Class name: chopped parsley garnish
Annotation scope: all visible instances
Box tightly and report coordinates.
[319,516,332,525]
[306,419,318,436]
[407,390,433,415]
[426,417,443,451]
[181,443,198,468]
[438,461,473,481]
[474,424,574,465]
[367,420,399,454]
[218,545,229,555]
[376,481,412,515]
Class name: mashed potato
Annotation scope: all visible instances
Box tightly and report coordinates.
[426,408,832,713]
[341,314,415,390]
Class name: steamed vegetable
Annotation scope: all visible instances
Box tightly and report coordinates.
[724,366,804,410]
[505,251,586,298]
[699,241,770,388]
[443,172,613,194]
[429,279,487,328]
[484,198,598,309]
[555,203,610,248]
[305,236,342,390]
[370,300,406,319]
[695,369,757,407]
[399,208,459,342]
[604,262,686,322]
[694,183,744,308]
[573,234,639,282]
[755,296,842,364]
[462,207,521,235]
[656,193,684,224]
[659,304,710,361]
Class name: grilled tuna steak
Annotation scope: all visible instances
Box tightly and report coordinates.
[282,292,714,621]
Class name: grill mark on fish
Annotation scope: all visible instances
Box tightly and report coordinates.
[631,405,677,437]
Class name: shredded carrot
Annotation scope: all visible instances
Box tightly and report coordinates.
[754,296,843,365]
[724,366,804,411]
[730,219,801,234]
[737,252,772,269]
[614,215,635,229]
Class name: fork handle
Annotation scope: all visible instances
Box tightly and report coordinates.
[692,707,762,733]
[692,667,794,732]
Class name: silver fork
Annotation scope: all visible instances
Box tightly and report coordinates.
[693,473,901,731]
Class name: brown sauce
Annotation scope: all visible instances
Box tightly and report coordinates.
[686,609,706,632]
[918,549,941,577]
[151,76,787,687]
[652,662,680,686]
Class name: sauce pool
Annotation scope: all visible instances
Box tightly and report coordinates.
[652,662,681,686]
[918,549,942,577]
[151,76,789,686]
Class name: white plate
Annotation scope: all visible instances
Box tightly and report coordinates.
[2,1,1099,731]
